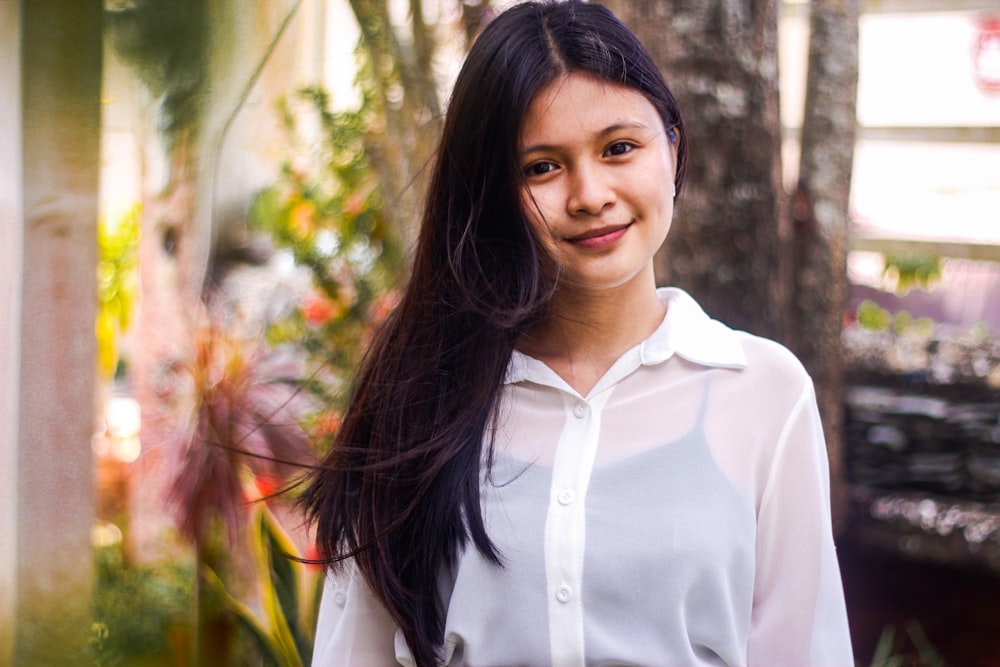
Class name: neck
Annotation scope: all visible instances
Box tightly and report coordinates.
[517,269,666,395]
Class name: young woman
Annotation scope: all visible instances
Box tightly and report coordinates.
[303,2,853,666]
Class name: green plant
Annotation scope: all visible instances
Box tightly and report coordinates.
[167,317,315,666]
[250,86,401,417]
[96,204,141,379]
[857,300,893,331]
[91,543,194,666]
[854,300,936,335]
[867,621,946,667]
[157,80,402,666]
[204,501,322,667]
[882,252,942,294]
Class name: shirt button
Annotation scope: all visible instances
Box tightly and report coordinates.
[573,403,587,418]
[557,489,575,506]
[555,584,572,603]
[334,591,346,607]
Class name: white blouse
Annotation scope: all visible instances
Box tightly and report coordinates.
[311,288,854,667]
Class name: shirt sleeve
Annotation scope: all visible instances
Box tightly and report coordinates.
[311,562,402,667]
[747,382,854,667]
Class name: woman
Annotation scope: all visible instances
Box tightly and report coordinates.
[303,2,853,666]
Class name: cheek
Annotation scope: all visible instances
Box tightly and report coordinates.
[644,185,674,243]
[644,158,677,228]
[660,198,675,234]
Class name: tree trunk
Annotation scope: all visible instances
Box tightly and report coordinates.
[608,0,858,526]
[608,0,788,339]
[7,1,102,663]
[791,0,859,530]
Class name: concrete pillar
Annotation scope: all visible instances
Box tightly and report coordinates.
[1,1,103,664]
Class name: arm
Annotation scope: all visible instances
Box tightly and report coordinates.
[747,382,854,667]
[311,562,402,667]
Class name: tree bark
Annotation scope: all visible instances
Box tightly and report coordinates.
[791,0,859,530]
[608,0,788,339]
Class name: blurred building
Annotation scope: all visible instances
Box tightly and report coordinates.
[782,0,1000,330]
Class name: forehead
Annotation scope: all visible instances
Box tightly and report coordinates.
[520,74,662,147]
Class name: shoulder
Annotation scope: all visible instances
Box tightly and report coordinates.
[734,330,811,388]
[728,330,815,420]
[706,326,816,431]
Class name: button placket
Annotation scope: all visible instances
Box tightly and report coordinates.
[544,392,611,665]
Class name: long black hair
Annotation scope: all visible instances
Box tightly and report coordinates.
[300,2,687,664]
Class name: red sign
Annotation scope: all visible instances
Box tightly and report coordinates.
[973,16,1000,94]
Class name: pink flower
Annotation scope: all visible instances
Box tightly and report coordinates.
[168,323,316,546]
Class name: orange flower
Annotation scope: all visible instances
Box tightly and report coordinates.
[257,474,279,498]
[289,200,316,237]
[302,295,340,327]
[243,473,280,504]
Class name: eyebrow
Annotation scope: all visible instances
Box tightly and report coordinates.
[520,121,655,155]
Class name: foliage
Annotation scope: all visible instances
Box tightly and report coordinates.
[345,0,444,235]
[856,300,893,331]
[855,300,935,335]
[882,252,942,294]
[168,318,314,544]
[156,78,402,666]
[867,621,946,667]
[250,86,401,416]
[156,82,408,665]
[91,543,194,666]
[96,204,141,379]
[204,502,322,667]
[162,315,316,665]
[105,0,208,142]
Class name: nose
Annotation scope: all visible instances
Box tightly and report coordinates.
[566,162,615,216]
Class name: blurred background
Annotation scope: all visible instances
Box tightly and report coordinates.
[2,0,999,664]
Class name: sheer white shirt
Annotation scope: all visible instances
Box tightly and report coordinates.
[311,287,854,667]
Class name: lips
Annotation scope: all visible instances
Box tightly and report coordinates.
[567,222,632,249]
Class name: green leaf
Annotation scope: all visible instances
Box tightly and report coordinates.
[202,565,288,666]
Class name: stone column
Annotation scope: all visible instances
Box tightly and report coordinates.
[1,1,103,664]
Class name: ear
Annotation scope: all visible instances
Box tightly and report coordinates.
[666,126,680,195]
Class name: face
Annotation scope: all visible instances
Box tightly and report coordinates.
[519,73,678,298]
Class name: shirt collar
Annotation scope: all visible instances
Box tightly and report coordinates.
[505,287,747,385]
[639,287,747,370]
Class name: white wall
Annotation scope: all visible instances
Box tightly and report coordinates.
[779,4,1000,243]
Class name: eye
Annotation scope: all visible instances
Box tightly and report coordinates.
[604,141,635,157]
[525,161,558,177]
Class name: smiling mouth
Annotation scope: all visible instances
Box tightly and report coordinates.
[567,223,632,249]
